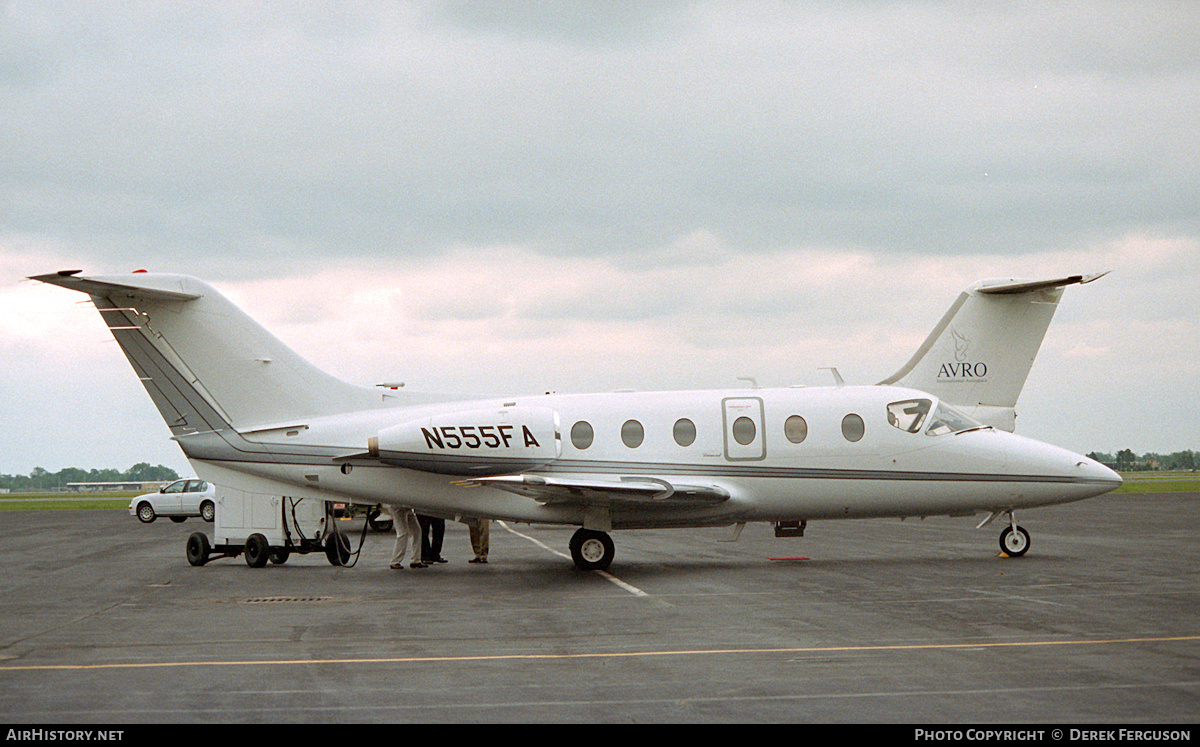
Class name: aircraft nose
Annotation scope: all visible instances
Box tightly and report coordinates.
[1003,434,1123,501]
[1074,454,1123,492]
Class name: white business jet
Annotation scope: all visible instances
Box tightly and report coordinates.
[32,269,1120,570]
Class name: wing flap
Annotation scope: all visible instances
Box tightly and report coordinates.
[465,474,729,507]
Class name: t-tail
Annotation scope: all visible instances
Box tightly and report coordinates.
[29,270,397,462]
[878,272,1110,432]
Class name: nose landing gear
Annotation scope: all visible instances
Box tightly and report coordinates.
[999,523,1031,557]
[978,510,1031,557]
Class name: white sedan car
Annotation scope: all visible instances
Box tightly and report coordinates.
[130,479,216,523]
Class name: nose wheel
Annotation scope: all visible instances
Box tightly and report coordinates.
[569,528,615,571]
[1000,524,1031,557]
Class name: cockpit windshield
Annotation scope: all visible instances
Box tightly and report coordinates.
[886,399,932,433]
[924,401,985,436]
[886,398,986,436]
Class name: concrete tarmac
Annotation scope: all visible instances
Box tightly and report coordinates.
[0,492,1197,724]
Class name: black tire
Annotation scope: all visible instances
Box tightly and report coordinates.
[186,532,210,567]
[269,548,290,565]
[325,533,351,566]
[367,506,393,532]
[245,533,271,568]
[1000,525,1031,557]
[136,502,156,523]
[569,528,615,571]
[200,501,215,522]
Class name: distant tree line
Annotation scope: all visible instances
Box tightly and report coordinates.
[0,463,181,491]
[1086,450,1197,472]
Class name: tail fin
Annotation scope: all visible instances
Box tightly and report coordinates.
[30,271,384,441]
[878,272,1109,431]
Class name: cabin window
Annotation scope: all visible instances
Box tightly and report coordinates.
[673,418,696,447]
[621,419,645,448]
[571,421,594,450]
[886,399,932,433]
[732,416,757,446]
[784,415,808,443]
[841,413,865,442]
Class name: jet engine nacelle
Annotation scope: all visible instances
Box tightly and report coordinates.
[367,405,561,476]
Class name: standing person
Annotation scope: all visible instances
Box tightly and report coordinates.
[385,504,426,569]
[418,514,447,564]
[463,516,489,564]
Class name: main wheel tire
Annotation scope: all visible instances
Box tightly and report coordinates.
[245,533,271,568]
[569,528,615,571]
[136,502,156,523]
[200,501,215,522]
[186,532,210,567]
[1000,525,1031,557]
[325,533,351,566]
[269,548,290,565]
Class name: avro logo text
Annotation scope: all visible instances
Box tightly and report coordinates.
[937,361,988,378]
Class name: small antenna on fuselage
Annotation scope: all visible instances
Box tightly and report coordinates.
[819,367,845,386]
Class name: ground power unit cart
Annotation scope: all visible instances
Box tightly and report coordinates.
[185,486,355,567]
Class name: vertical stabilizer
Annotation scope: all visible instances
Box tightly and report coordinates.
[30,271,384,438]
[878,273,1107,431]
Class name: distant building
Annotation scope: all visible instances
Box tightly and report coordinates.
[66,481,171,493]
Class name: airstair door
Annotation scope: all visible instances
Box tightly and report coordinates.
[722,397,765,461]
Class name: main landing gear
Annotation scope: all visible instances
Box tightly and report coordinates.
[569,528,615,571]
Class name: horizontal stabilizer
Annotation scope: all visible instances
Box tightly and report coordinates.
[465,474,730,507]
[974,271,1110,296]
[28,271,204,302]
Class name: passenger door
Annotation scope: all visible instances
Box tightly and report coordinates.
[722,397,765,461]
[158,480,187,513]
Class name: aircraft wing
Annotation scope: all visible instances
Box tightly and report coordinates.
[464,474,730,507]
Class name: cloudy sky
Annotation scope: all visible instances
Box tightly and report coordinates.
[2,1,1198,477]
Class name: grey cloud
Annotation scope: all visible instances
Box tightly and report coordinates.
[1,1,1197,277]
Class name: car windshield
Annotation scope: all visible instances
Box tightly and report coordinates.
[924,401,985,436]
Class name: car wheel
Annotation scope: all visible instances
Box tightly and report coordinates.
[200,501,215,522]
[136,503,156,523]
[366,506,393,532]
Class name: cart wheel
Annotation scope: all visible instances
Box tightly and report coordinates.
[325,533,351,566]
[269,548,290,565]
[245,533,271,568]
[186,532,210,567]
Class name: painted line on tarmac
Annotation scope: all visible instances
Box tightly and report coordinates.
[4,634,1196,673]
[497,521,649,598]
